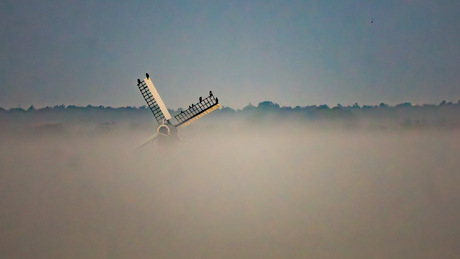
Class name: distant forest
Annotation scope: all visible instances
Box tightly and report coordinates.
[1,100,460,133]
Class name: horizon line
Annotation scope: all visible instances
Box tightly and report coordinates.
[1,99,460,111]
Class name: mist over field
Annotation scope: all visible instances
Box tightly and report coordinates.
[1,104,460,258]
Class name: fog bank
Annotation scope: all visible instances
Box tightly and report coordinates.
[1,122,460,258]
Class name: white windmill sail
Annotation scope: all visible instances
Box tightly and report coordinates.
[137,75,171,124]
[174,94,220,128]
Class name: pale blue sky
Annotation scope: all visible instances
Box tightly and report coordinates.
[1,0,459,109]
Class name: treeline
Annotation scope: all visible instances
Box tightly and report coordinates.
[1,100,459,114]
[1,100,460,131]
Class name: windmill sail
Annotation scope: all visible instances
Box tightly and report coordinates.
[135,132,159,150]
[137,77,172,124]
[174,95,220,128]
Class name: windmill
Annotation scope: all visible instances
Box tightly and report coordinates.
[136,73,220,148]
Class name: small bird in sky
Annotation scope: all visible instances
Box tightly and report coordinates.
[371,19,374,23]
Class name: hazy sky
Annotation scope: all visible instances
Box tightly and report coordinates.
[1,0,459,109]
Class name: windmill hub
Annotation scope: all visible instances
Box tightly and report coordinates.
[157,124,170,136]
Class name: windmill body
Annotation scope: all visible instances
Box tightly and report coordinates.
[136,73,220,148]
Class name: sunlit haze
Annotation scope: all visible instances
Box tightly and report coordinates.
[1,106,460,257]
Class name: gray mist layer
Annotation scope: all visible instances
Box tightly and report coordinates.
[1,116,460,258]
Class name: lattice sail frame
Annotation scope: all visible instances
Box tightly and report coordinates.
[137,77,172,124]
[174,95,221,128]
